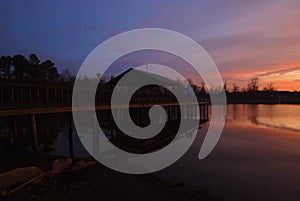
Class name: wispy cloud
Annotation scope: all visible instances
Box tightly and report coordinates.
[1,0,300,90]
[257,66,300,77]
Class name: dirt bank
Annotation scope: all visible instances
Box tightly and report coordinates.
[5,163,222,201]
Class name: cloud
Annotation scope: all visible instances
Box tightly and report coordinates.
[256,66,300,77]
[2,0,300,91]
[155,1,300,79]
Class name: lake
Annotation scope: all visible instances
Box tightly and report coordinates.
[1,104,300,200]
[157,104,300,201]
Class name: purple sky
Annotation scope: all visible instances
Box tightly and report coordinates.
[1,0,300,90]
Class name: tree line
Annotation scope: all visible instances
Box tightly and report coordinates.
[0,54,75,85]
[189,77,279,95]
[0,54,280,93]
[188,77,300,104]
[1,54,298,103]
[226,77,277,93]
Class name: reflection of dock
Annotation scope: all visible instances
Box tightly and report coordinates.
[0,102,209,118]
[0,82,210,156]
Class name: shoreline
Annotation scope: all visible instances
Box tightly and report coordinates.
[5,162,222,201]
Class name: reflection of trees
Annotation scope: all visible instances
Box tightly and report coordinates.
[0,117,35,150]
[232,104,237,121]
[248,105,258,125]
[0,115,65,153]
[39,127,60,153]
[38,115,62,153]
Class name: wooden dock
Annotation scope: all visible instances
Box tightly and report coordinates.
[0,82,210,156]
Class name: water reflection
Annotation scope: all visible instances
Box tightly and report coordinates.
[0,114,89,158]
[158,104,300,201]
[1,104,300,200]
[226,104,300,132]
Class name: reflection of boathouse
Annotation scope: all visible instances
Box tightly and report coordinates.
[0,68,209,156]
[95,68,209,154]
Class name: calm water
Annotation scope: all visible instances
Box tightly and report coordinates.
[158,104,300,201]
[1,104,300,200]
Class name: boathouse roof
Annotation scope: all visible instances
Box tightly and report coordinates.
[105,68,180,87]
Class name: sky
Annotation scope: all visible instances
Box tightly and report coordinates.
[1,0,300,91]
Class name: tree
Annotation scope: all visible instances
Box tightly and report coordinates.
[29,54,40,65]
[0,56,12,80]
[247,77,259,92]
[60,68,75,85]
[263,82,276,92]
[224,81,229,93]
[39,60,59,82]
[1,53,62,84]
[199,82,207,96]
[28,54,40,81]
[12,55,29,81]
[232,83,240,93]
[186,78,195,94]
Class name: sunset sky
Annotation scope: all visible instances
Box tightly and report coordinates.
[1,0,300,91]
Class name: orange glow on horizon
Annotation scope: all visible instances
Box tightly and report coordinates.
[221,62,300,91]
